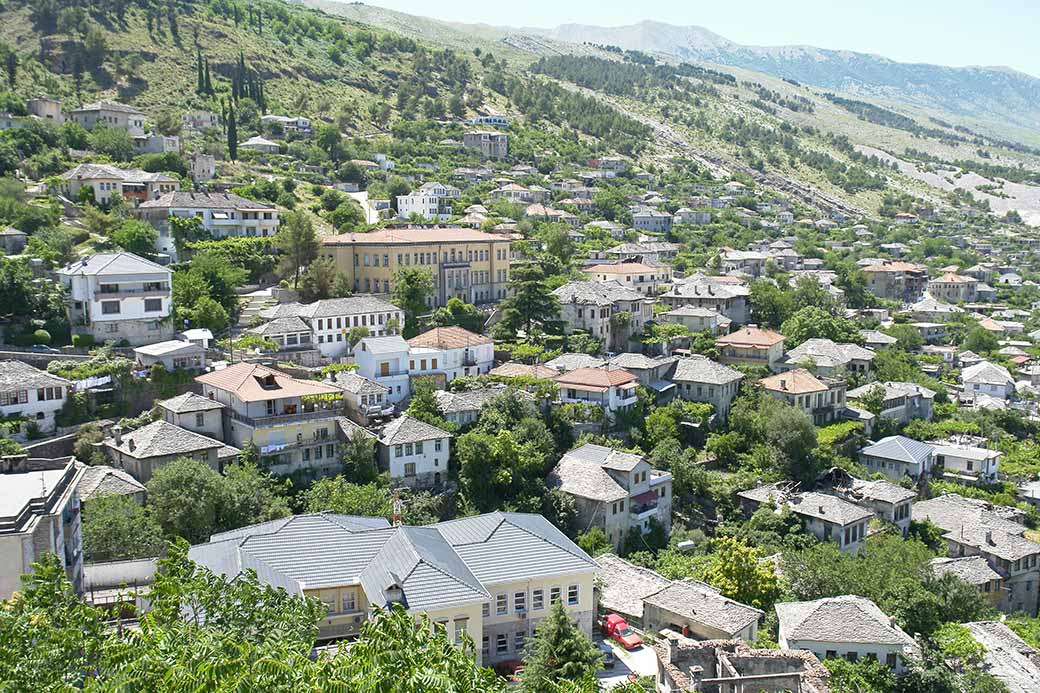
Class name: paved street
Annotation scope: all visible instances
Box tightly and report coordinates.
[595,637,658,688]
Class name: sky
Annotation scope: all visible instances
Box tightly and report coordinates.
[361,0,1040,77]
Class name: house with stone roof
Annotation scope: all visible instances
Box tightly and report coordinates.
[75,464,146,505]
[847,381,935,424]
[333,371,392,426]
[643,579,762,642]
[783,338,875,378]
[659,278,749,325]
[548,444,672,551]
[583,260,672,296]
[56,163,179,207]
[68,100,145,134]
[377,414,452,489]
[101,420,238,483]
[738,485,872,553]
[432,386,531,427]
[671,356,743,422]
[189,511,597,665]
[135,191,279,260]
[257,296,405,359]
[776,596,919,672]
[0,360,72,439]
[930,557,1004,608]
[964,621,1040,693]
[961,360,1016,401]
[157,392,225,440]
[552,280,654,352]
[858,435,935,481]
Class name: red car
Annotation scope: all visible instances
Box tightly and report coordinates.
[600,614,643,650]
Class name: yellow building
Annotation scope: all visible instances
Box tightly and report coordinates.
[322,227,513,307]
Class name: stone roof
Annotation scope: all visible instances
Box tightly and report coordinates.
[608,352,676,372]
[962,361,1014,386]
[0,360,71,391]
[544,353,606,372]
[965,621,1040,693]
[260,295,402,320]
[784,338,875,369]
[671,355,743,385]
[913,493,1028,538]
[432,386,529,415]
[552,279,646,306]
[859,436,934,465]
[379,415,452,446]
[848,381,935,400]
[139,191,276,211]
[156,392,224,414]
[644,579,763,636]
[787,492,873,526]
[849,479,916,505]
[76,464,146,503]
[777,596,917,649]
[248,315,310,337]
[548,446,632,503]
[333,371,389,396]
[71,100,144,115]
[930,556,1002,585]
[103,420,224,460]
[595,553,673,620]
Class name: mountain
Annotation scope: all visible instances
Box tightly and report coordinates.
[528,21,1040,143]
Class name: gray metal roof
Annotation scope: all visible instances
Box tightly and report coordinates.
[859,435,934,465]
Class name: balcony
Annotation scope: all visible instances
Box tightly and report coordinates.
[96,286,169,298]
[229,407,340,428]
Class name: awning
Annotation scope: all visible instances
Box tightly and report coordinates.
[649,380,676,393]
[631,490,658,504]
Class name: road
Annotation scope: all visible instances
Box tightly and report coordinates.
[595,636,658,688]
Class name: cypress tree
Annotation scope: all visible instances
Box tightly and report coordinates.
[204,59,212,95]
[4,51,16,89]
[518,601,601,692]
[196,48,204,94]
[227,103,237,161]
[233,4,241,27]
[257,8,262,35]
[219,98,226,129]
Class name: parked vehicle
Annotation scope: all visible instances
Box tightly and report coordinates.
[597,641,617,668]
[599,613,642,650]
[495,659,524,683]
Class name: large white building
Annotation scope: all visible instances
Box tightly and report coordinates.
[59,252,174,346]
[256,296,405,359]
[355,335,412,404]
[0,361,72,438]
[0,458,84,600]
[135,191,279,261]
[396,182,461,222]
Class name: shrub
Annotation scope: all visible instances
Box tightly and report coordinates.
[71,334,95,348]
[33,329,51,345]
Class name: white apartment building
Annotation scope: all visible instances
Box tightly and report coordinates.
[136,191,280,261]
[549,444,673,552]
[257,296,405,359]
[0,459,84,599]
[59,252,174,346]
[355,335,412,404]
[0,361,72,438]
[396,182,462,221]
[190,511,598,665]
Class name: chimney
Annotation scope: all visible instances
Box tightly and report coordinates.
[986,530,994,546]
[128,439,136,452]
[665,633,681,664]
[819,505,825,514]
[780,379,787,391]
[112,425,123,446]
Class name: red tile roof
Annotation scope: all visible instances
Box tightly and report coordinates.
[716,326,785,348]
[554,367,636,391]
[195,363,341,402]
[408,326,492,350]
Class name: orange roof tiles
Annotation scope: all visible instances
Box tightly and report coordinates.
[195,363,342,402]
[759,368,828,394]
[408,326,492,350]
[554,367,637,391]
[716,326,785,348]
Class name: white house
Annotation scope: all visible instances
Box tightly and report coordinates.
[260,114,312,135]
[238,135,280,154]
[396,182,461,221]
[136,191,279,261]
[157,392,225,440]
[56,164,179,207]
[0,361,72,438]
[59,252,174,346]
[355,335,411,404]
[553,367,639,416]
[777,596,919,673]
[961,361,1015,401]
[378,414,452,489]
[133,340,207,373]
[67,100,145,135]
[407,326,494,384]
[858,435,935,481]
[258,296,405,359]
[932,439,1002,484]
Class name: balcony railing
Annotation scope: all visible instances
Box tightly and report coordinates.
[229,407,340,428]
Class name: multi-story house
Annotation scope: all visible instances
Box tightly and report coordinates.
[717,325,785,370]
[552,280,654,352]
[782,338,875,378]
[27,96,64,123]
[132,133,180,154]
[187,152,216,182]
[931,438,1002,484]
[631,208,674,233]
[238,135,280,154]
[658,305,731,335]
[928,273,979,303]
[739,485,872,554]
[260,114,312,135]
[961,361,1016,401]
[554,367,639,416]
[396,182,462,222]
[377,414,452,488]
[136,191,279,261]
[721,250,768,277]
[821,474,915,537]
[847,381,935,424]
[55,164,179,206]
[490,183,536,204]
[0,361,71,439]
[67,100,145,135]
[670,356,743,422]
[333,371,392,426]
[102,420,234,483]
[132,339,207,372]
[0,457,84,599]
[861,261,928,301]
[181,111,219,132]
[582,261,673,296]
[157,392,225,440]
[407,326,495,384]
[606,241,679,263]
[195,363,346,477]
[549,444,672,551]
[354,335,412,404]
[258,296,406,359]
[322,227,513,306]
[189,511,599,666]
[463,130,508,159]
[930,557,1005,609]
[777,596,919,673]
[914,494,1040,615]
[433,386,528,428]
[659,278,750,326]
[858,435,935,481]
[59,252,174,346]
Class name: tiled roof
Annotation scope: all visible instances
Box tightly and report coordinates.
[103,420,223,459]
[76,464,146,503]
[379,415,451,446]
[260,295,401,320]
[195,363,342,403]
[644,579,763,637]
[777,596,917,648]
[323,228,509,245]
[138,191,276,211]
[554,367,636,390]
[671,356,743,385]
[552,280,646,305]
[759,369,828,395]
[157,392,224,414]
[488,361,558,379]
[408,326,491,350]
[930,556,1002,585]
[787,492,873,525]
[0,360,71,391]
[717,326,784,348]
[859,436,934,465]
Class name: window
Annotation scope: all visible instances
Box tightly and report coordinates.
[886,653,897,668]
[455,619,468,641]
[567,585,578,606]
[435,439,442,452]
[101,300,121,315]
[341,591,356,612]
[496,593,507,615]
[550,587,560,605]
[395,445,403,457]
[845,652,858,662]
[496,634,507,655]
[514,591,526,612]
[195,413,205,427]
[416,442,423,454]
[514,631,526,652]
[825,650,837,659]
[482,602,490,618]
[532,589,544,611]
[144,298,163,312]
[482,636,490,658]
[404,463,416,477]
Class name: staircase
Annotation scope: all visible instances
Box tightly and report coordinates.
[237,289,277,328]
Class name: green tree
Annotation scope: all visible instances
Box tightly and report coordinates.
[298,256,351,302]
[701,536,781,610]
[169,215,210,259]
[111,219,158,258]
[275,211,320,289]
[217,462,291,532]
[340,430,379,484]
[82,494,165,563]
[406,385,454,431]
[146,457,226,544]
[883,323,924,351]
[748,279,795,328]
[520,601,602,692]
[391,267,435,338]
[824,657,896,693]
[780,306,861,348]
[430,297,485,334]
[962,326,999,354]
[303,478,392,518]
[497,263,560,337]
[227,102,237,160]
[576,527,612,557]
